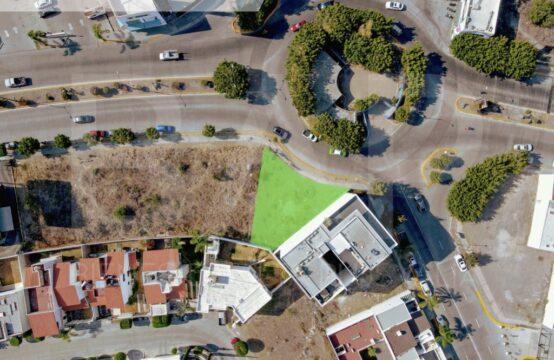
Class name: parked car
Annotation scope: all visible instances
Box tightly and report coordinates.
[436,314,449,328]
[454,254,468,272]
[302,129,318,142]
[159,50,180,61]
[72,115,95,124]
[392,23,403,36]
[513,143,533,152]
[84,5,106,19]
[182,312,201,321]
[412,264,425,280]
[34,0,53,9]
[385,1,405,10]
[317,1,334,10]
[272,126,290,141]
[155,125,176,133]
[414,193,427,213]
[88,130,110,139]
[4,77,27,88]
[39,6,58,18]
[408,254,417,267]
[132,317,150,326]
[420,280,432,297]
[218,311,226,326]
[290,20,307,32]
[329,147,348,157]
[5,142,18,150]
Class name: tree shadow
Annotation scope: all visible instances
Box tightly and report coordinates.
[418,52,447,112]
[63,39,81,55]
[452,317,476,341]
[215,128,239,140]
[246,339,265,353]
[475,252,493,267]
[478,173,522,222]
[395,24,416,44]
[247,68,277,105]
[435,286,463,305]
[361,127,390,157]
[261,0,311,40]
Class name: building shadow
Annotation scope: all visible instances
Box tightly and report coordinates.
[257,280,303,316]
[479,173,522,222]
[361,126,390,157]
[246,338,265,353]
[418,53,447,113]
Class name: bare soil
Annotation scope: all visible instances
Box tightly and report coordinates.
[14,143,262,249]
[518,0,554,46]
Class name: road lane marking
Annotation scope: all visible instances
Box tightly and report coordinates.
[488,345,493,355]
[462,291,468,301]
[12,27,18,34]
[68,23,74,31]
[475,318,480,328]
[3,30,9,38]
[79,19,85,27]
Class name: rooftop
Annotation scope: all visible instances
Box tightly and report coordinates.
[452,0,502,37]
[53,263,83,309]
[104,286,125,310]
[108,0,159,15]
[385,322,417,358]
[106,252,126,275]
[24,266,45,288]
[528,174,554,251]
[0,286,28,340]
[27,311,59,338]
[142,249,180,272]
[0,207,14,233]
[78,258,103,281]
[328,315,384,360]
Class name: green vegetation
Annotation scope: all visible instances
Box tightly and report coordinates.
[24,193,40,214]
[0,143,6,157]
[54,134,72,149]
[352,94,380,112]
[464,252,480,268]
[152,315,171,328]
[430,153,454,170]
[119,319,132,330]
[430,171,441,184]
[417,293,438,311]
[236,0,277,32]
[213,60,249,99]
[366,347,377,360]
[145,127,159,140]
[202,124,216,137]
[83,133,99,146]
[92,23,106,41]
[401,43,428,107]
[393,105,410,122]
[60,88,73,101]
[447,151,528,222]
[313,113,367,153]
[9,336,21,347]
[18,137,40,156]
[111,128,135,144]
[251,148,348,249]
[436,325,456,347]
[113,352,126,360]
[171,348,178,355]
[528,0,554,27]
[126,281,139,305]
[190,230,210,253]
[233,340,249,356]
[113,206,134,221]
[344,34,395,73]
[450,33,537,80]
[368,180,389,196]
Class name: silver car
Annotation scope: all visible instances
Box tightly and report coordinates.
[72,115,95,124]
[513,143,533,152]
[385,1,405,10]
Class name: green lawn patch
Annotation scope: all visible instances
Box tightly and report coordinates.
[250,148,348,249]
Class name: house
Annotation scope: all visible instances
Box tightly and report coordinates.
[23,256,65,338]
[197,262,271,324]
[107,0,167,31]
[451,0,501,38]
[326,291,447,360]
[0,283,30,342]
[142,249,188,315]
[528,174,554,252]
[275,193,397,306]
[53,262,87,311]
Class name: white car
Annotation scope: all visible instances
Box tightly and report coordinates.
[420,280,432,297]
[35,0,53,9]
[385,1,405,10]
[302,129,318,142]
[513,143,533,152]
[159,50,179,61]
[454,254,468,272]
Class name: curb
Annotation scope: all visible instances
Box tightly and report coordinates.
[420,147,457,187]
[474,290,522,329]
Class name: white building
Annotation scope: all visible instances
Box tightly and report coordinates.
[528,174,554,252]
[0,282,30,342]
[107,0,167,31]
[452,0,502,38]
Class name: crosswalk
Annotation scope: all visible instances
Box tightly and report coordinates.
[3,19,87,40]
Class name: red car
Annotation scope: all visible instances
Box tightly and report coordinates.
[290,20,306,32]
[88,130,110,139]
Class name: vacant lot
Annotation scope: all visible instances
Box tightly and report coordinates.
[14,144,262,249]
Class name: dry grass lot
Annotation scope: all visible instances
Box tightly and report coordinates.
[14,144,261,249]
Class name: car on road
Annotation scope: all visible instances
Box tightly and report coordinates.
[414,193,426,213]
[4,77,27,88]
[436,314,449,328]
[89,130,110,139]
[420,280,432,297]
[272,126,290,141]
[5,142,18,150]
[181,312,201,321]
[385,1,405,10]
[317,1,334,10]
[159,50,180,61]
[454,254,468,272]
[290,20,307,32]
[35,0,53,9]
[302,129,318,142]
[155,125,176,133]
[39,6,58,18]
[72,115,95,124]
[513,143,533,152]
[329,147,348,157]
[132,317,150,326]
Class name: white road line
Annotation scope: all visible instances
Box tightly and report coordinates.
[488,345,493,354]
[462,291,468,301]
[3,30,9,38]
[12,27,18,34]
[475,318,480,328]
[68,23,74,31]
[79,19,85,27]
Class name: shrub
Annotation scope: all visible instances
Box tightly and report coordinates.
[0,144,6,157]
[430,171,441,184]
[213,60,249,99]
[202,124,216,137]
[178,164,189,174]
[236,0,277,32]
[152,315,171,328]
[46,93,55,101]
[54,134,72,149]
[145,127,159,140]
[368,181,389,196]
[171,348,178,355]
[111,128,135,144]
[447,151,529,222]
[430,153,454,170]
[92,23,105,40]
[528,0,554,27]
[18,136,40,156]
[113,206,134,221]
[401,43,427,107]
[313,113,367,153]
[18,98,29,106]
[83,133,98,146]
[352,94,380,112]
[394,106,410,122]
[171,82,185,91]
[9,336,21,347]
[119,319,132,330]
[233,340,249,356]
[102,87,111,95]
[145,194,161,206]
[344,33,395,73]
[113,352,126,360]
[61,88,72,101]
[90,86,100,96]
[200,80,214,87]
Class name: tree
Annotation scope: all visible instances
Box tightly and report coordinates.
[9,336,21,347]
[53,134,71,149]
[464,252,479,268]
[111,128,135,144]
[436,325,456,348]
[430,171,441,184]
[18,137,40,156]
[417,292,439,311]
[313,113,367,153]
[145,127,159,140]
[401,43,428,107]
[113,352,126,360]
[119,319,132,330]
[394,106,410,122]
[344,34,395,73]
[190,230,211,253]
[366,347,377,359]
[507,40,538,79]
[113,206,134,221]
[202,124,216,137]
[0,143,6,157]
[368,181,389,196]
[236,0,277,32]
[82,133,98,146]
[233,340,249,356]
[213,60,249,99]
[152,315,171,328]
[175,300,193,317]
[528,0,554,27]
[353,94,380,112]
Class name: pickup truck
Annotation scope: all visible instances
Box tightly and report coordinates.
[4,77,26,88]
[84,6,106,19]
[159,50,179,61]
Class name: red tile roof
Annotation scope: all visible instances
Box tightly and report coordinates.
[128,251,138,270]
[63,298,89,311]
[87,288,107,307]
[385,322,417,357]
[53,263,83,309]
[29,286,54,312]
[24,266,43,288]
[28,312,59,338]
[106,252,126,275]
[143,284,167,305]
[142,249,180,272]
[104,286,125,309]
[166,283,187,301]
[329,315,385,360]
[78,258,103,281]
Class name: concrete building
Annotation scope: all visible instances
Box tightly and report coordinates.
[275,193,397,306]
[107,0,167,31]
[0,283,30,342]
[326,291,447,360]
[528,174,554,252]
[0,206,14,244]
[197,262,271,323]
[452,0,502,38]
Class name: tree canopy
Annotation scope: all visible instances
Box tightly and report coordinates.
[18,137,40,156]
[313,113,367,153]
[111,128,135,144]
[528,0,554,27]
[53,134,71,149]
[344,34,395,73]
[213,60,249,99]
[401,43,428,107]
[236,0,277,32]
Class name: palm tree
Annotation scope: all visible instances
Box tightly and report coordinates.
[366,347,378,359]
[190,230,210,253]
[436,325,456,348]
[417,292,439,311]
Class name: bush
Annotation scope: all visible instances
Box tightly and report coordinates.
[9,336,21,347]
[102,87,111,95]
[113,206,134,221]
[233,340,249,356]
[90,86,100,95]
[171,82,185,91]
[83,133,99,146]
[401,43,427,107]
[145,127,159,140]
[447,151,529,222]
[46,93,55,101]
[344,34,395,73]
[18,136,40,156]
[54,134,72,149]
[202,124,216,137]
[61,88,72,101]
[430,171,441,184]
[113,352,126,360]
[528,0,554,27]
[213,60,249,99]
[171,348,178,355]
[119,319,132,330]
[352,94,380,112]
[24,194,40,214]
[236,0,277,32]
[394,106,410,122]
[200,80,213,87]
[313,113,367,153]
[0,143,6,157]
[18,98,29,106]
[152,315,171,328]
[450,33,537,80]
[111,128,135,144]
[368,181,389,196]
[178,164,189,174]
[430,153,454,170]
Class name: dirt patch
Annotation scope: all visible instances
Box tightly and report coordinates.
[518,0,554,46]
[237,257,406,359]
[14,143,262,249]
[0,257,21,285]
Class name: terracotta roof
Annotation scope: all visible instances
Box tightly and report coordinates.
[63,298,89,311]
[142,249,180,272]
[29,286,53,312]
[87,288,107,307]
[78,258,103,281]
[53,263,83,309]
[128,251,138,270]
[104,286,125,309]
[106,252,126,275]
[385,321,417,357]
[166,283,187,301]
[143,284,167,305]
[329,315,384,360]
[24,266,43,288]
[28,312,59,338]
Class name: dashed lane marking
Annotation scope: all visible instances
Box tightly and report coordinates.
[68,23,74,31]
[475,318,480,328]
[12,27,18,34]
[79,19,85,26]
[3,30,9,38]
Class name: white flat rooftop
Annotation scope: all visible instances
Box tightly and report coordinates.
[109,0,158,15]
[528,174,554,252]
[453,0,502,37]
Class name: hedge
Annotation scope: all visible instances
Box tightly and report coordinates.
[344,34,395,73]
[119,319,132,330]
[236,0,278,32]
[312,113,366,152]
[233,340,249,356]
[152,315,171,328]
[447,151,529,222]
[401,43,427,108]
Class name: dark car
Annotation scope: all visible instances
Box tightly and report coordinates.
[414,193,426,213]
[88,130,110,139]
[155,125,176,134]
[182,312,201,321]
[132,317,150,326]
[317,1,334,10]
[272,126,289,141]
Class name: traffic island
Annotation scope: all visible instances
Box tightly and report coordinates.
[420,147,458,187]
